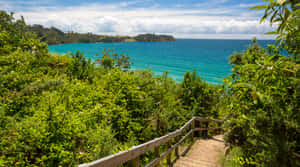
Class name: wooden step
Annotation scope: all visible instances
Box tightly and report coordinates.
[173,135,224,167]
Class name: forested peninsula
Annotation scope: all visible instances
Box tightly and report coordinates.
[28,24,176,45]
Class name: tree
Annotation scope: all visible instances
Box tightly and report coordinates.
[222,1,300,166]
[67,51,95,82]
[0,11,48,56]
[179,70,220,118]
[98,49,133,70]
[251,0,300,62]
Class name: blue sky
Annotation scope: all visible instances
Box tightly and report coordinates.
[1,0,276,39]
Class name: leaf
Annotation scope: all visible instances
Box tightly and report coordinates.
[277,0,287,5]
[233,83,256,90]
[250,5,268,10]
[284,7,291,20]
[282,68,295,73]
[273,18,282,23]
[290,77,300,82]
[270,10,279,23]
[260,11,273,23]
[265,31,278,35]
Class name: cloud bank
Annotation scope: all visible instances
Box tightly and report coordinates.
[3,0,277,39]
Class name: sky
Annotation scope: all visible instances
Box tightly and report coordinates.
[1,0,277,39]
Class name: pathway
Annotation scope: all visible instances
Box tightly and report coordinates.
[174,135,225,167]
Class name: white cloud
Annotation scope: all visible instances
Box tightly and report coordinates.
[119,0,154,7]
[5,1,276,39]
[239,3,264,8]
[195,0,228,8]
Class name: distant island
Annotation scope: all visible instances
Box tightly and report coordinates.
[28,24,176,45]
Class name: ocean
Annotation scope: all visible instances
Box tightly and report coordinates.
[48,39,275,84]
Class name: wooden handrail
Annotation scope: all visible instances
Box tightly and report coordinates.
[79,116,223,167]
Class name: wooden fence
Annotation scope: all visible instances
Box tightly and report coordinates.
[79,116,223,167]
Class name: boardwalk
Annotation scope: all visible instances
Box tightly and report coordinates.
[174,135,225,167]
[78,117,224,167]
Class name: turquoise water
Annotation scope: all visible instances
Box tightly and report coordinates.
[49,39,274,84]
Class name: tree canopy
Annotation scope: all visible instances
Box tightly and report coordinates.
[221,1,300,166]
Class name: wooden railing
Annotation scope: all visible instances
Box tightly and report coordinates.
[79,116,223,167]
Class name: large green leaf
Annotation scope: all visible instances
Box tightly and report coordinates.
[265,31,279,35]
[250,5,268,10]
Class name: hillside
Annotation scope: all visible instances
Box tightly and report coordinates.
[27,24,176,45]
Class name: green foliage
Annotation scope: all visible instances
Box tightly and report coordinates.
[222,1,300,165]
[98,49,133,70]
[67,51,95,82]
[0,11,217,166]
[223,41,299,166]
[134,34,176,42]
[179,69,221,118]
[251,0,300,60]
[0,11,48,57]
[220,147,245,167]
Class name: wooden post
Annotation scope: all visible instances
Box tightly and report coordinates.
[175,136,179,159]
[128,156,140,167]
[155,146,161,167]
[191,120,195,141]
[167,141,172,166]
[203,122,209,138]
[198,121,202,137]
[194,120,198,137]
[212,122,216,136]
[198,121,203,138]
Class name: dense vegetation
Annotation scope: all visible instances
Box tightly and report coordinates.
[0,0,299,166]
[0,11,218,166]
[27,24,176,45]
[221,0,299,166]
[134,34,176,42]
